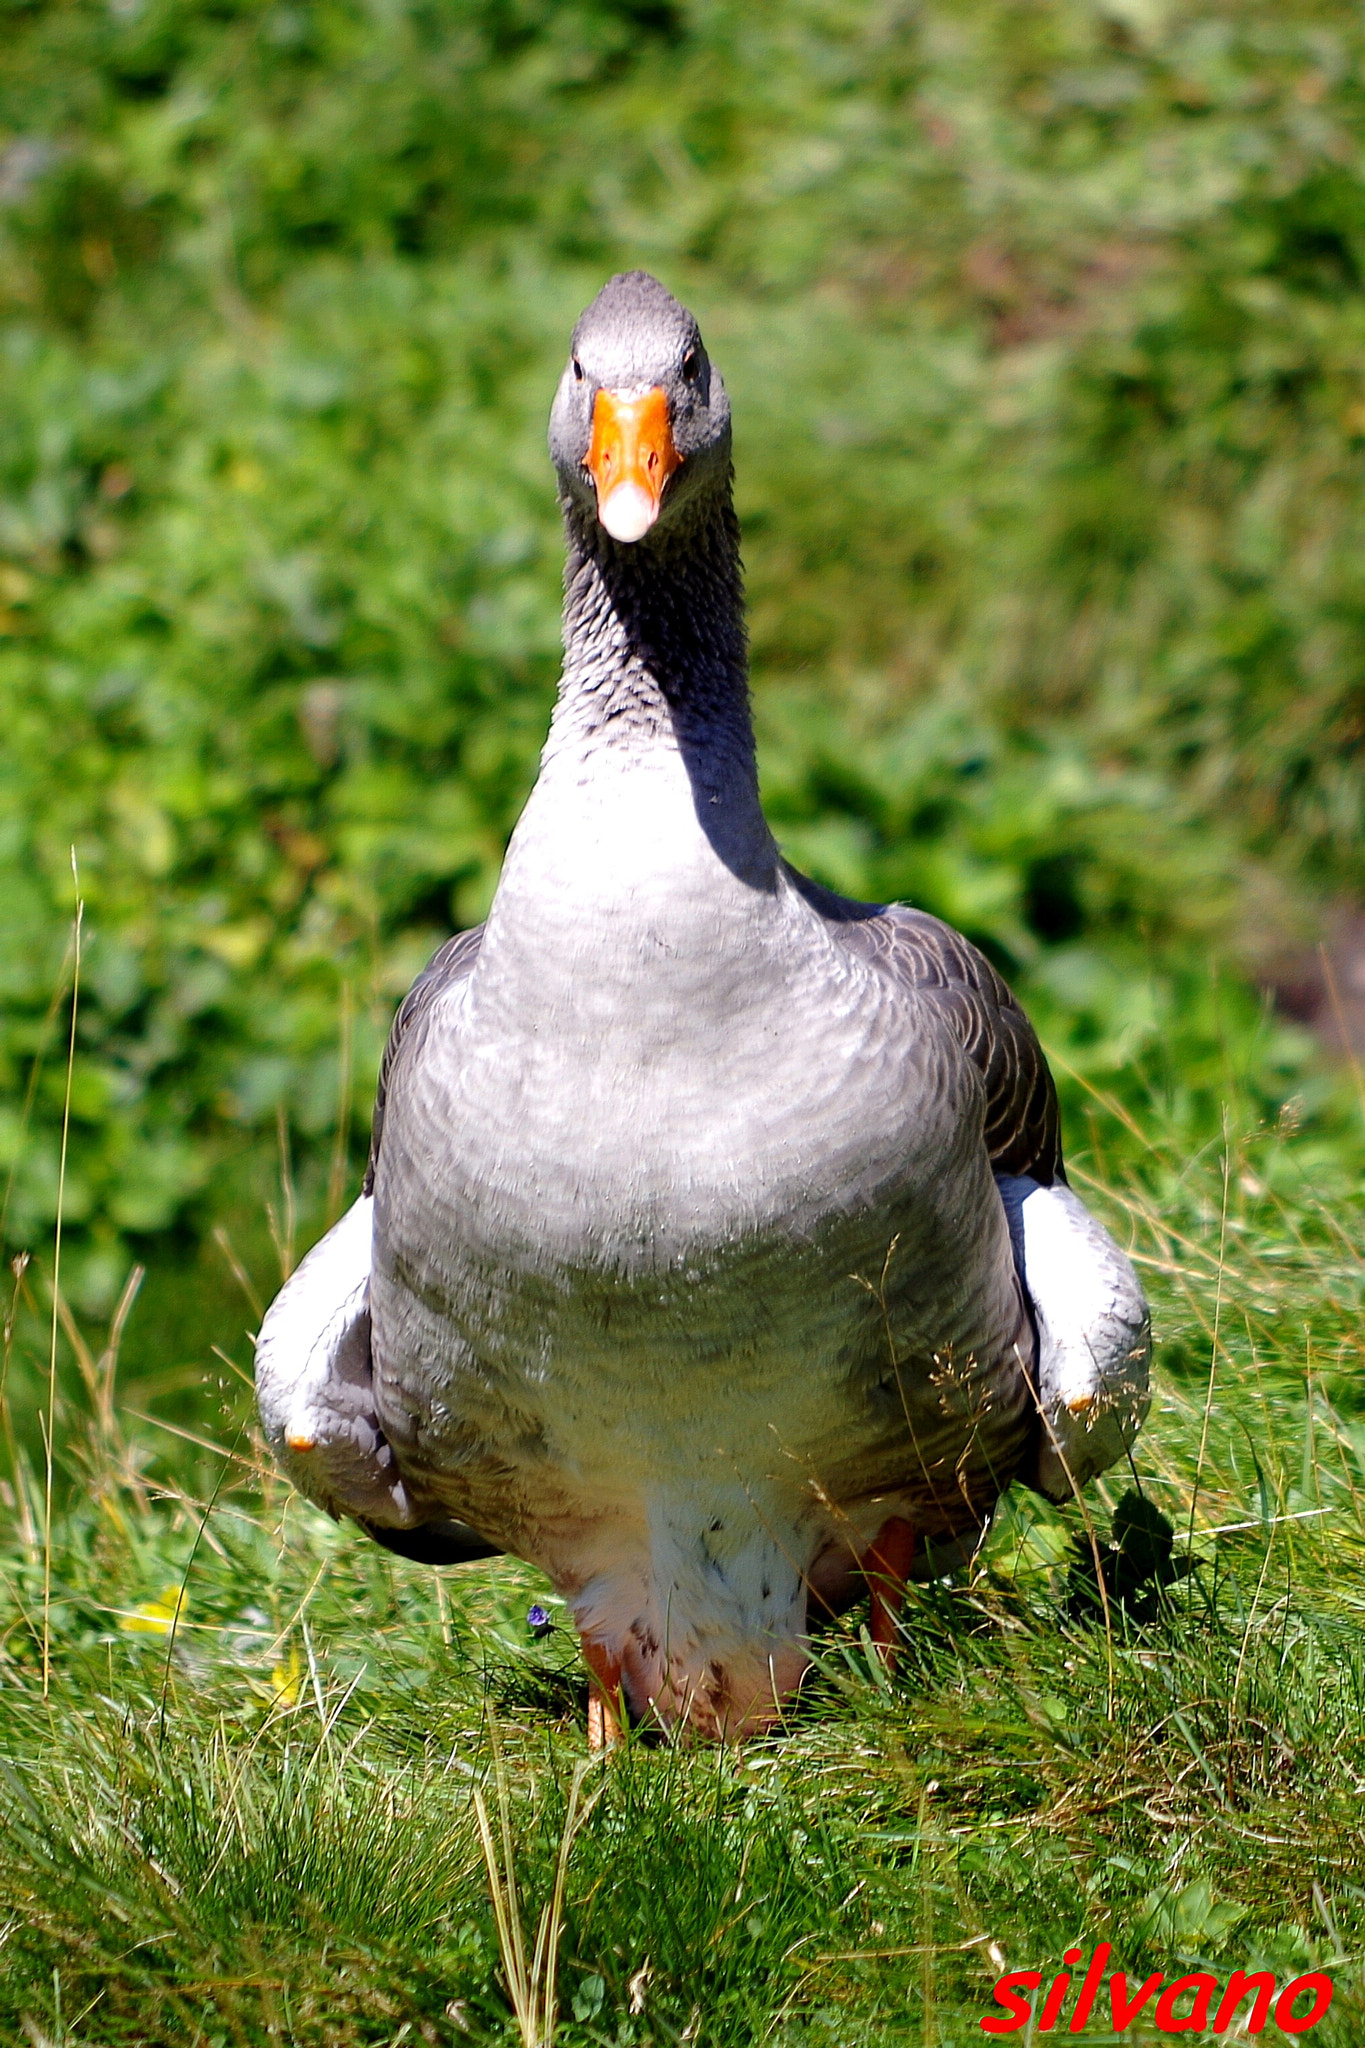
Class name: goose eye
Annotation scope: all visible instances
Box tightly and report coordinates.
[681,350,700,383]
[572,357,584,382]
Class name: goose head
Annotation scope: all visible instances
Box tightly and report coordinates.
[548,270,732,544]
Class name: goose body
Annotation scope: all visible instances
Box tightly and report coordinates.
[257,273,1149,1736]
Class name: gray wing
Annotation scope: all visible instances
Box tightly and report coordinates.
[364,923,485,1193]
[789,873,1151,1493]
[871,903,1063,1184]
[256,924,498,1567]
[789,871,1064,1185]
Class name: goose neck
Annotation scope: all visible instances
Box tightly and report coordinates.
[550,492,756,775]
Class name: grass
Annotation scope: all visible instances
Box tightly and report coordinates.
[3,1091,1365,2046]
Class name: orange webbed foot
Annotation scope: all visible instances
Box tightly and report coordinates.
[580,1637,625,1750]
[865,1516,916,1667]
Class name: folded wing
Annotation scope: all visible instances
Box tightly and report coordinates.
[255,924,499,1564]
[835,893,1150,1496]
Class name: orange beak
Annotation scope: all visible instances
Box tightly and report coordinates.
[585,386,681,542]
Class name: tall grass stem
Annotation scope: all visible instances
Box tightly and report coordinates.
[41,862,82,1700]
[326,979,355,1226]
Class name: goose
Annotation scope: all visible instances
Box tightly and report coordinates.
[256,272,1150,1741]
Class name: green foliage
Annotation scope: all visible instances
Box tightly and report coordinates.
[2,0,1365,1299]
[3,1130,1365,2043]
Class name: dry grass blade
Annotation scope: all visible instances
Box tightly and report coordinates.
[41,866,82,1701]
[156,1418,249,1740]
[473,1736,600,2048]
[266,1106,297,1284]
[212,1227,263,1322]
[0,1251,36,1554]
[326,979,355,1227]
[51,1264,146,1502]
[1187,1115,1233,1551]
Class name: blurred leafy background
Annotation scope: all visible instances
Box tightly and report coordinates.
[3,0,1365,1400]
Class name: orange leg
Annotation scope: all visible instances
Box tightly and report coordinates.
[580,1637,625,1751]
[865,1517,916,1665]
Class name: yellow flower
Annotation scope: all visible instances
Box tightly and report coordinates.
[270,1643,303,1706]
[118,1585,186,1637]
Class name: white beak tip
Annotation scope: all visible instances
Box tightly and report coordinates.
[597,482,657,543]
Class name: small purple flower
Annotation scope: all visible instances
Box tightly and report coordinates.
[527,1604,552,1636]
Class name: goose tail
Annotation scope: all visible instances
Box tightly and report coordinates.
[996,1175,1152,1501]
[255,1194,499,1563]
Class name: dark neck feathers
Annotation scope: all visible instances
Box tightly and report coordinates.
[552,480,755,773]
